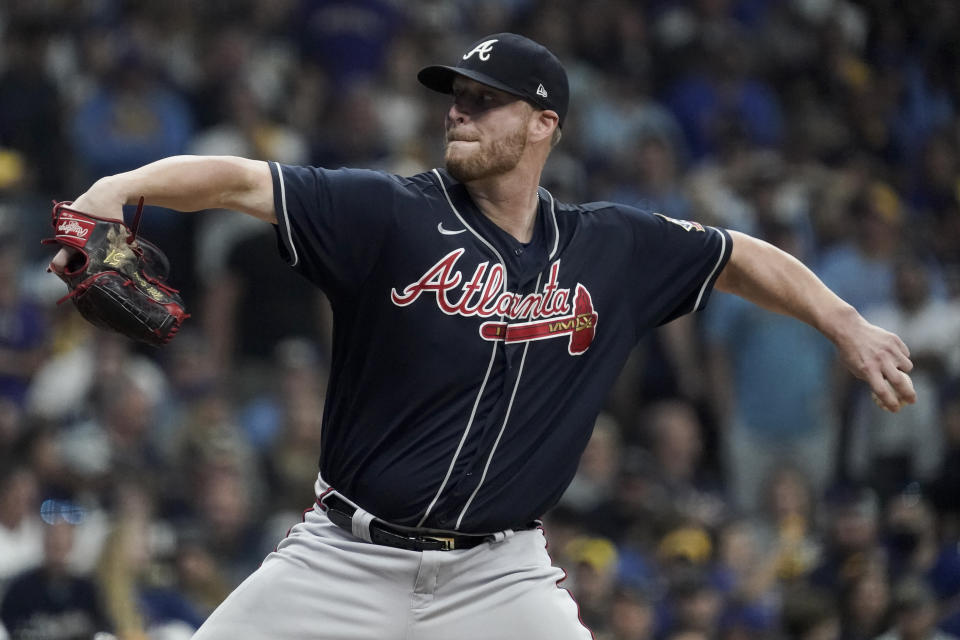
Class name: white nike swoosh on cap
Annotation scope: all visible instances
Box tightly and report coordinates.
[437,222,466,235]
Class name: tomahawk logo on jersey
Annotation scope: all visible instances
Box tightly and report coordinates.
[269,162,731,533]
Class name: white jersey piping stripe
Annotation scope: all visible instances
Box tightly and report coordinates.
[415,341,499,528]
[431,169,509,273]
[417,169,510,528]
[692,227,727,311]
[274,162,299,268]
[455,270,543,529]
[542,187,559,260]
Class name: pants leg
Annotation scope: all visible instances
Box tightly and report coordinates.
[192,508,419,640]
[413,529,593,640]
[192,509,592,640]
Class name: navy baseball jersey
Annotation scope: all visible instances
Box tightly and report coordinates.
[269,163,731,533]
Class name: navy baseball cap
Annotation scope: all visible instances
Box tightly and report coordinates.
[418,33,569,127]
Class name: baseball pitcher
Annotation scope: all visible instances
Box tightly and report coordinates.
[48,33,915,640]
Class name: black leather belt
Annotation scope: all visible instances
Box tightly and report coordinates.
[320,494,519,551]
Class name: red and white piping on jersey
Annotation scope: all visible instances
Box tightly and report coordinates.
[274,162,299,267]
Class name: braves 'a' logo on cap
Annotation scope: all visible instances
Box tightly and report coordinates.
[463,39,498,62]
[390,249,598,355]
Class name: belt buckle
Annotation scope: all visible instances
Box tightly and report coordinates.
[423,536,455,551]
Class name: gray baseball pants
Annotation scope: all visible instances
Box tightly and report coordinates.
[191,504,593,639]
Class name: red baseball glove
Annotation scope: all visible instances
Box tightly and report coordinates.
[43,198,189,346]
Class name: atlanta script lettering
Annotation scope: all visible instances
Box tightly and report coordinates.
[391,249,599,354]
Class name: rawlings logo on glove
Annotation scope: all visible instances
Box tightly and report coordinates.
[43,198,190,346]
[57,216,94,239]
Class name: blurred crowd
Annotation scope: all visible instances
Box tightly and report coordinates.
[1,0,960,639]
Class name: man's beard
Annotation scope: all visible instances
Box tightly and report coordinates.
[445,121,528,183]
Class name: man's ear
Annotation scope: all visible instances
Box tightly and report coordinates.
[529,110,559,145]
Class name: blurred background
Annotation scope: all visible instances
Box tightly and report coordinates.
[1,0,960,638]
